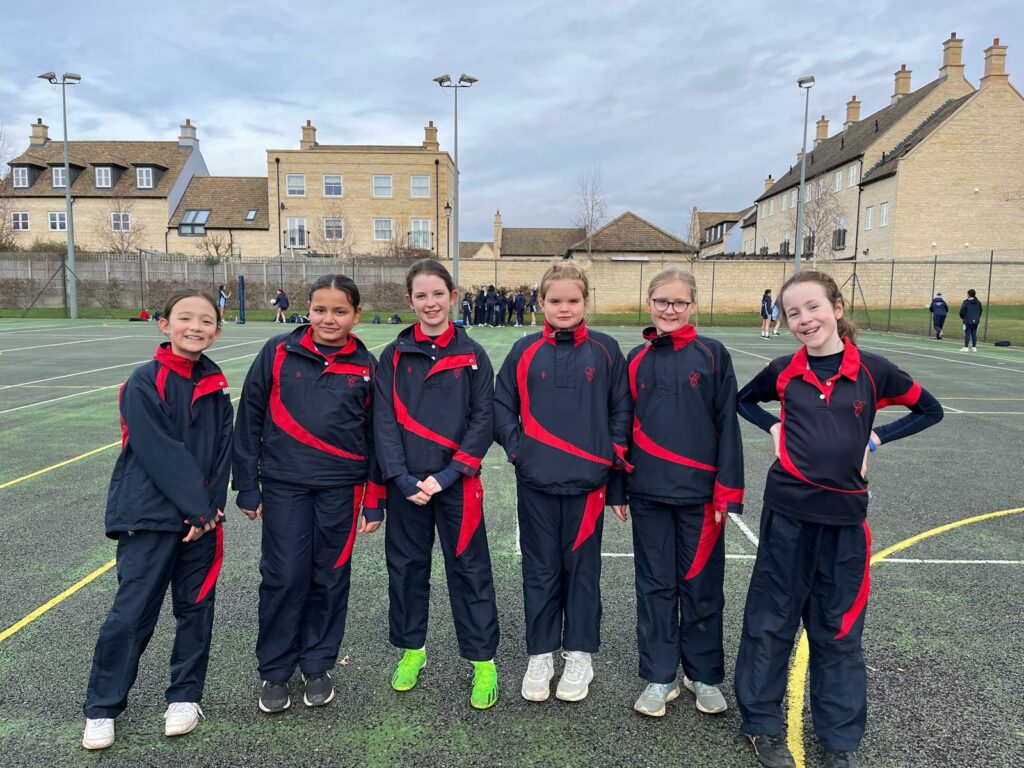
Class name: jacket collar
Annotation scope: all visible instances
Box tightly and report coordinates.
[788,339,861,381]
[298,325,357,359]
[544,320,588,347]
[413,321,455,348]
[642,324,697,350]
[154,343,196,379]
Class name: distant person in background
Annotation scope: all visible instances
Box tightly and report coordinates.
[485,285,497,326]
[217,284,231,322]
[760,289,773,339]
[928,292,949,340]
[514,288,526,327]
[462,294,473,326]
[475,288,486,326]
[528,287,538,326]
[272,289,289,324]
[958,288,983,352]
[770,294,782,336]
[496,291,508,327]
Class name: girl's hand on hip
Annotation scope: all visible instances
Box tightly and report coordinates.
[769,422,782,460]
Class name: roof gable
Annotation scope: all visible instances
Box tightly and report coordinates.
[170,177,269,229]
[500,227,586,257]
[569,211,695,254]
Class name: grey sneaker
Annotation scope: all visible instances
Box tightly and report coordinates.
[747,734,796,768]
[521,653,555,702]
[825,751,859,768]
[633,681,680,717]
[302,671,335,707]
[555,650,594,702]
[258,679,291,713]
[683,675,727,713]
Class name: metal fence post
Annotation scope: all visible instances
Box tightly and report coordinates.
[138,253,145,310]
[886,260,895,332]
[928,255,937,336]
[983,250,994,342]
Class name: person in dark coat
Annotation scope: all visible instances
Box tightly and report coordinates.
[958,289,983,351]
[928,293,949,339]
[475,289,486,326]
[485,286,497,326]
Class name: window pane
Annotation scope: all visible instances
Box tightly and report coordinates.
[195,210,210,224]
[324,217,344,239]
[52,167,66,187]
[13,168,28,187]
[412,219,430,249]
[286,174,305,195]
[96,167,111,187]
[411,175,430,198]
[323,175,342,196]
[246,209,257,221]
[287,217,307,247]
[373,175,392,197]
[373,218,392,240]
[136,167,152,188]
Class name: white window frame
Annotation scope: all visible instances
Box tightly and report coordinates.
[790,189,797,208]
[322,174,343,197]
[245,208,257,221]
[95,166,112,188]
[865,206,874,230]
[48,211,67,231]
[52,167,67,188]
[136,167,153,189]
[411,218,431,249]
[11,212,29,231]
[410,175,430,198]
[781,193,788,212]
[286,174,306,197]
[817,178,826,197]
[833,171,842,192]
[880,202,890,227]
[287,217,308,248]
[12,167,29,188]
[373,217,393,241]
[837,214,847,231]
[768,199,774,216]
[323,217,345,240]
[111,212,131,232]
[848,164,858,188]
[372,175,393,198]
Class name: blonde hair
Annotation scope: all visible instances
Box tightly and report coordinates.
[647,266,697,303]
[779,269,857,345]
[538,260,590,300]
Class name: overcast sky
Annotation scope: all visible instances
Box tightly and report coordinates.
[1,0,1019,241]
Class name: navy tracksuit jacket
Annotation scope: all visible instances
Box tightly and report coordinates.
[233,326,384,680]
[494,321,632,654]
[625,325,744,685]
[374,323,499,661]
[735,342,940,751]
[85,344,232,718]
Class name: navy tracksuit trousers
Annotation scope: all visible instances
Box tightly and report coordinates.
[385,475,499,661]
[630,499,725,685]
[84,527,222,718]
[517,482,606,655]
[735,506,872,752]
[257,481,360,681]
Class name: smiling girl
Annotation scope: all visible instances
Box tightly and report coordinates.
[623,267,744,719]
[494,261,632,704]
[734,270,943,768]
[233,274,384,715]
[83,290,233,750]
[373,259,500,710]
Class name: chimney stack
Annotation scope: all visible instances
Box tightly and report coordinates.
[814,115,829,146]
[940,32,965,80]
[493,210,503,257]
[981,37,1009,89]
[892,64,912,103]
[423,120,439,151]
[844,96,861,129]
[178,118,198,149]
[764,174,775,192]
[30,118,49,146]
[300,120,317,150]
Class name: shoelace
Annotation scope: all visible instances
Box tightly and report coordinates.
[165,702,204,719]
[526,655,551,681]
[560,651,587,683]
[643,682,671,698]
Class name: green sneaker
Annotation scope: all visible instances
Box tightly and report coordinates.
[470,661,498,710]
[391,649,427,692]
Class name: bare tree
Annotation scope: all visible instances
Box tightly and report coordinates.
[573,166,607,236]
[789,182,845,262]
[0,125,16,251]
[198,232,233,260]
[308,201,356,258]
[375,215,431,261]
[97,196,147,255]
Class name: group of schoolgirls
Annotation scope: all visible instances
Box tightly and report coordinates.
[82,261,942,768]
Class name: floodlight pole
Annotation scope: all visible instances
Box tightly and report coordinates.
[794,75,814,274]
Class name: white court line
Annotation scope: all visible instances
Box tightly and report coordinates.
[878,558,1024,565]
[0,335,135,354]
[730,512,760,548]
[940,411,1024,415]
[943,404,964,413]
[0,340,264,390]
[0,323,110,336]
[602,552,757,560]
[861,340,1024,375]
[0,351,261,415]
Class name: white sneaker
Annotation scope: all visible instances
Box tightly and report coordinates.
[521,653,555,701]
[971,347,978,352]
[555,651,594,702]
[82,718,115,750]
[960,347,969,352]
[164,702,203,737]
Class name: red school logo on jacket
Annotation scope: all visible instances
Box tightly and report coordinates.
[853,399,866,418]
[689,371,702,389]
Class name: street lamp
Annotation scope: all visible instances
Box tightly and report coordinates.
[434,73,477,319]
[444,201,452,259]
[794,74,814,274]
[39,71,82,318]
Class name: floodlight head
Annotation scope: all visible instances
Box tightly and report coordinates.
[797,75,815,88]
[444,201,452,217]
[38,71,57,83]
[64,72,82,82]
[458,74,478,85]
[434,74,452,86]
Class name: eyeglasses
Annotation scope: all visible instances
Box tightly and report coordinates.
[651,298,693,312]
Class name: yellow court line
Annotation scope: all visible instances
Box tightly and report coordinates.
[0,559,116,643]
[0,441,122,490]
[785,506,1024,767]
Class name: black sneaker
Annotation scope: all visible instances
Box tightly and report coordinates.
[302,671,335,707]
[747,734,796,768]
[825,751,859,768]
[259,680,291,713]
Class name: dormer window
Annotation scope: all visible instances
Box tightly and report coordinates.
[245,208,257,221]
[12,168,29,188]
[52,167,67,188]
[179,209,210,235]
[95,167,112,188]
[136,167,153,189]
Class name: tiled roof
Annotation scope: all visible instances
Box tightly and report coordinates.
[755,78,944,202]
[569,211,696,254]
[169,177,269,229]
[459,241,488,258]
[697,211,743,232]
[6,140,193,198]
[500,227,586,257]
[860,94,973,185]
[741,208,757,227]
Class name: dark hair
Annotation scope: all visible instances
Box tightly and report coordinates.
[162,289,222,327]
[967,288,977,298]
[778,269,857,345]
[405,258,454,294]
[308,274,360,307]
[764,288,772,295]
